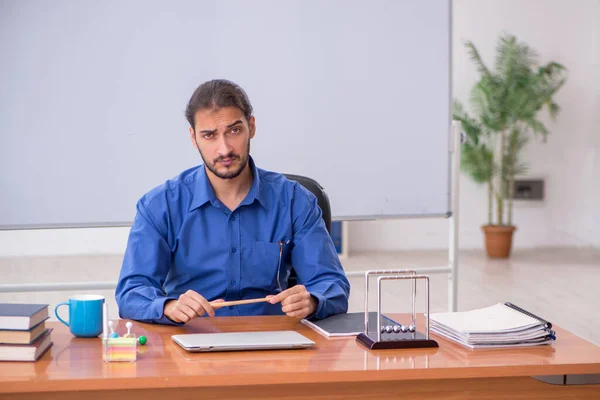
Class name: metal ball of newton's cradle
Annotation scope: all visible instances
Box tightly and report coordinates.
[408,325,416,333]
[392,325,401,333]
[381,325,395,334]
[400,325,408,333]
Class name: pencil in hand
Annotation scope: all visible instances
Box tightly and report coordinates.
[210,297,270,309]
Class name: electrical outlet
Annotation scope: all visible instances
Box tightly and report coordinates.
[510,179,544,200]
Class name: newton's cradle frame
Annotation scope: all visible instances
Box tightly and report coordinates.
[356,270,439,350]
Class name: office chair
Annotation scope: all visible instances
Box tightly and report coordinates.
[283,174,332,288]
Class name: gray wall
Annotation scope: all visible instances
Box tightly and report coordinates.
[0,0,451,228]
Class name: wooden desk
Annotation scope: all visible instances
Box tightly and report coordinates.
[1,315,600,399]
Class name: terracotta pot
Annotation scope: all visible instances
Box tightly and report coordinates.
[482,225,517,258]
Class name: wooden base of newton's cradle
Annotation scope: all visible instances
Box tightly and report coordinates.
[356,331,439,350]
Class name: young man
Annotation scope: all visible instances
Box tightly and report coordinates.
[115,79,350,324]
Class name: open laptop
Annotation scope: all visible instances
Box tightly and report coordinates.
[171,330,315,353]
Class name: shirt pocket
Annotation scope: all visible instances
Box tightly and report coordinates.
[248,241,283,290]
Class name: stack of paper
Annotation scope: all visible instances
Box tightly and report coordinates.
[429,303,556,349]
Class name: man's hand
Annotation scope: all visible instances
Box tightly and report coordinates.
[163,290,223,323]
[267,285,318,319]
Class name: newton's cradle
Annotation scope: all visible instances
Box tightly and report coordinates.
[356,270,439,350]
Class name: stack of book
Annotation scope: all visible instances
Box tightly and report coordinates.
[429,302,556,349]
[0,303,53,361]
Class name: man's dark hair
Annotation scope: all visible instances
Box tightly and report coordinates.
[185,79,253,130]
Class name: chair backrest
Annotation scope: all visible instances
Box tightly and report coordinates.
[283,174,332,234]
[283,174,332,288]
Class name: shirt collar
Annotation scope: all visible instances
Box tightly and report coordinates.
[189,156,266,212]
[241,156,267,208]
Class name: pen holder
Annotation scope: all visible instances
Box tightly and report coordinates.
[102,336,137,362]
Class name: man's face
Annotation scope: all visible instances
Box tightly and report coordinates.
[189,107,255,180]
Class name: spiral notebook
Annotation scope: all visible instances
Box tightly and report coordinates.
[429,302,556,349]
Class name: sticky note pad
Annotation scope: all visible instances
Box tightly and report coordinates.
[103,337,137,362]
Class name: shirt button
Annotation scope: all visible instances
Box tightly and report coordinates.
[231,247,237,253]
[231,216,236,221]
[231,280,236,285]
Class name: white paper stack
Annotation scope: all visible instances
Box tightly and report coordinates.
[429,303,556,349]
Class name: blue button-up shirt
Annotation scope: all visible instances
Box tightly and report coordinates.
[115,157,350,324]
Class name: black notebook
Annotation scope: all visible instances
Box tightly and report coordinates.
[302,312,400,337]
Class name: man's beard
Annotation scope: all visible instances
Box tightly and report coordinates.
[196,139,251,180]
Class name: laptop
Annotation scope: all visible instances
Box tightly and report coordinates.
[171,330,315,352]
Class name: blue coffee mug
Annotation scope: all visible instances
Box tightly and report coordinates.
[55,295,105,338]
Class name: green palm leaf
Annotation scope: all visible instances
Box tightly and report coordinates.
[454,33,566,226]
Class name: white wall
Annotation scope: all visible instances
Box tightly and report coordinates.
[0,227,130,257]
[351,0,600,252]
[0,0,598,257]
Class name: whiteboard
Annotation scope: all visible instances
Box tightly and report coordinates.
[0,0,451,229]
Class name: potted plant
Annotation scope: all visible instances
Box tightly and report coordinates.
[453,34,567,258]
